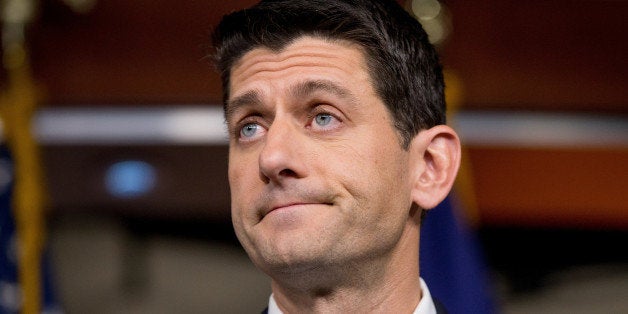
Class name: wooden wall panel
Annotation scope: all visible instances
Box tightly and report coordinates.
[31,0,255,105]
[467,147,628,229]
[443,1,628,112]
[28,0,628,111]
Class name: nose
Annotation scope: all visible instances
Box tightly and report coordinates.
[258,118,306,184]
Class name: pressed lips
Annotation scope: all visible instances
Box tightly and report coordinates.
[262,201,332,218]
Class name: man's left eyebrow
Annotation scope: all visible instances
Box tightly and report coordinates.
[290,80,355,101]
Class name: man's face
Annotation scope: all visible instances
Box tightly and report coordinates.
[226,37,416,274]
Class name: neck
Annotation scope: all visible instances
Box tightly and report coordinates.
[270,222,422,313]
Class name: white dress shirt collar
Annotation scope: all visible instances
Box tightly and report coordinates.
[268,277,437,314]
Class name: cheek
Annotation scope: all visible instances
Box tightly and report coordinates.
[347,139,412,213]
[228,148,257,187]
[228,151,259,217]
[228,156,258,247]
[329,139,409,201]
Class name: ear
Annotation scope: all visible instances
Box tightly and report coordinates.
[409,125,461,210]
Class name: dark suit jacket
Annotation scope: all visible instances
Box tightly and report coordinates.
[433,299,448,313]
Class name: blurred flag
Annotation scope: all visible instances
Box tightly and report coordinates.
[0,144,20,314]
[0,0,61,311]
[420,195,497,314]
[0,143,61,314]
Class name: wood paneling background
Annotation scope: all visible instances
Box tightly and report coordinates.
[442,1,627,112]
[468,147,628,229]
[28,0,627,111]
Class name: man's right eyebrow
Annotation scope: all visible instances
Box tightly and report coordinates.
[225,90,263,123]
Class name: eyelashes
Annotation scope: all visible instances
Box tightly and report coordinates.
[233,106,344,143]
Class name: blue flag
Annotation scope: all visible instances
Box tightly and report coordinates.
[0,143,20,314]
[420,196,497,314]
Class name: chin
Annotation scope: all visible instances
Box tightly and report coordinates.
[253,242,334,274]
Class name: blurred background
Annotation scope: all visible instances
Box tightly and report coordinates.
[0,0,626,313]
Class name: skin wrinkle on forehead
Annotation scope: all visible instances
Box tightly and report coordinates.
[226,39,370,127]
[230,37,363,74]
[226,79,361,127]
[228,37,368,92]
[289,79,352,101]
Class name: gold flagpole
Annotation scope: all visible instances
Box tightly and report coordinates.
[0,0,47,313]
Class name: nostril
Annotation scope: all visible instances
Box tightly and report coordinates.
[278,168,298,178]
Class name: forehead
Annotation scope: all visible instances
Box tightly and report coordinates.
[228,37,373,99]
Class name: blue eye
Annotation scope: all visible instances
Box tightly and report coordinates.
[315,113,333,126]
[240,123,260,138]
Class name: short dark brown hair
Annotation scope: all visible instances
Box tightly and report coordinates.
[212,0,445,148]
